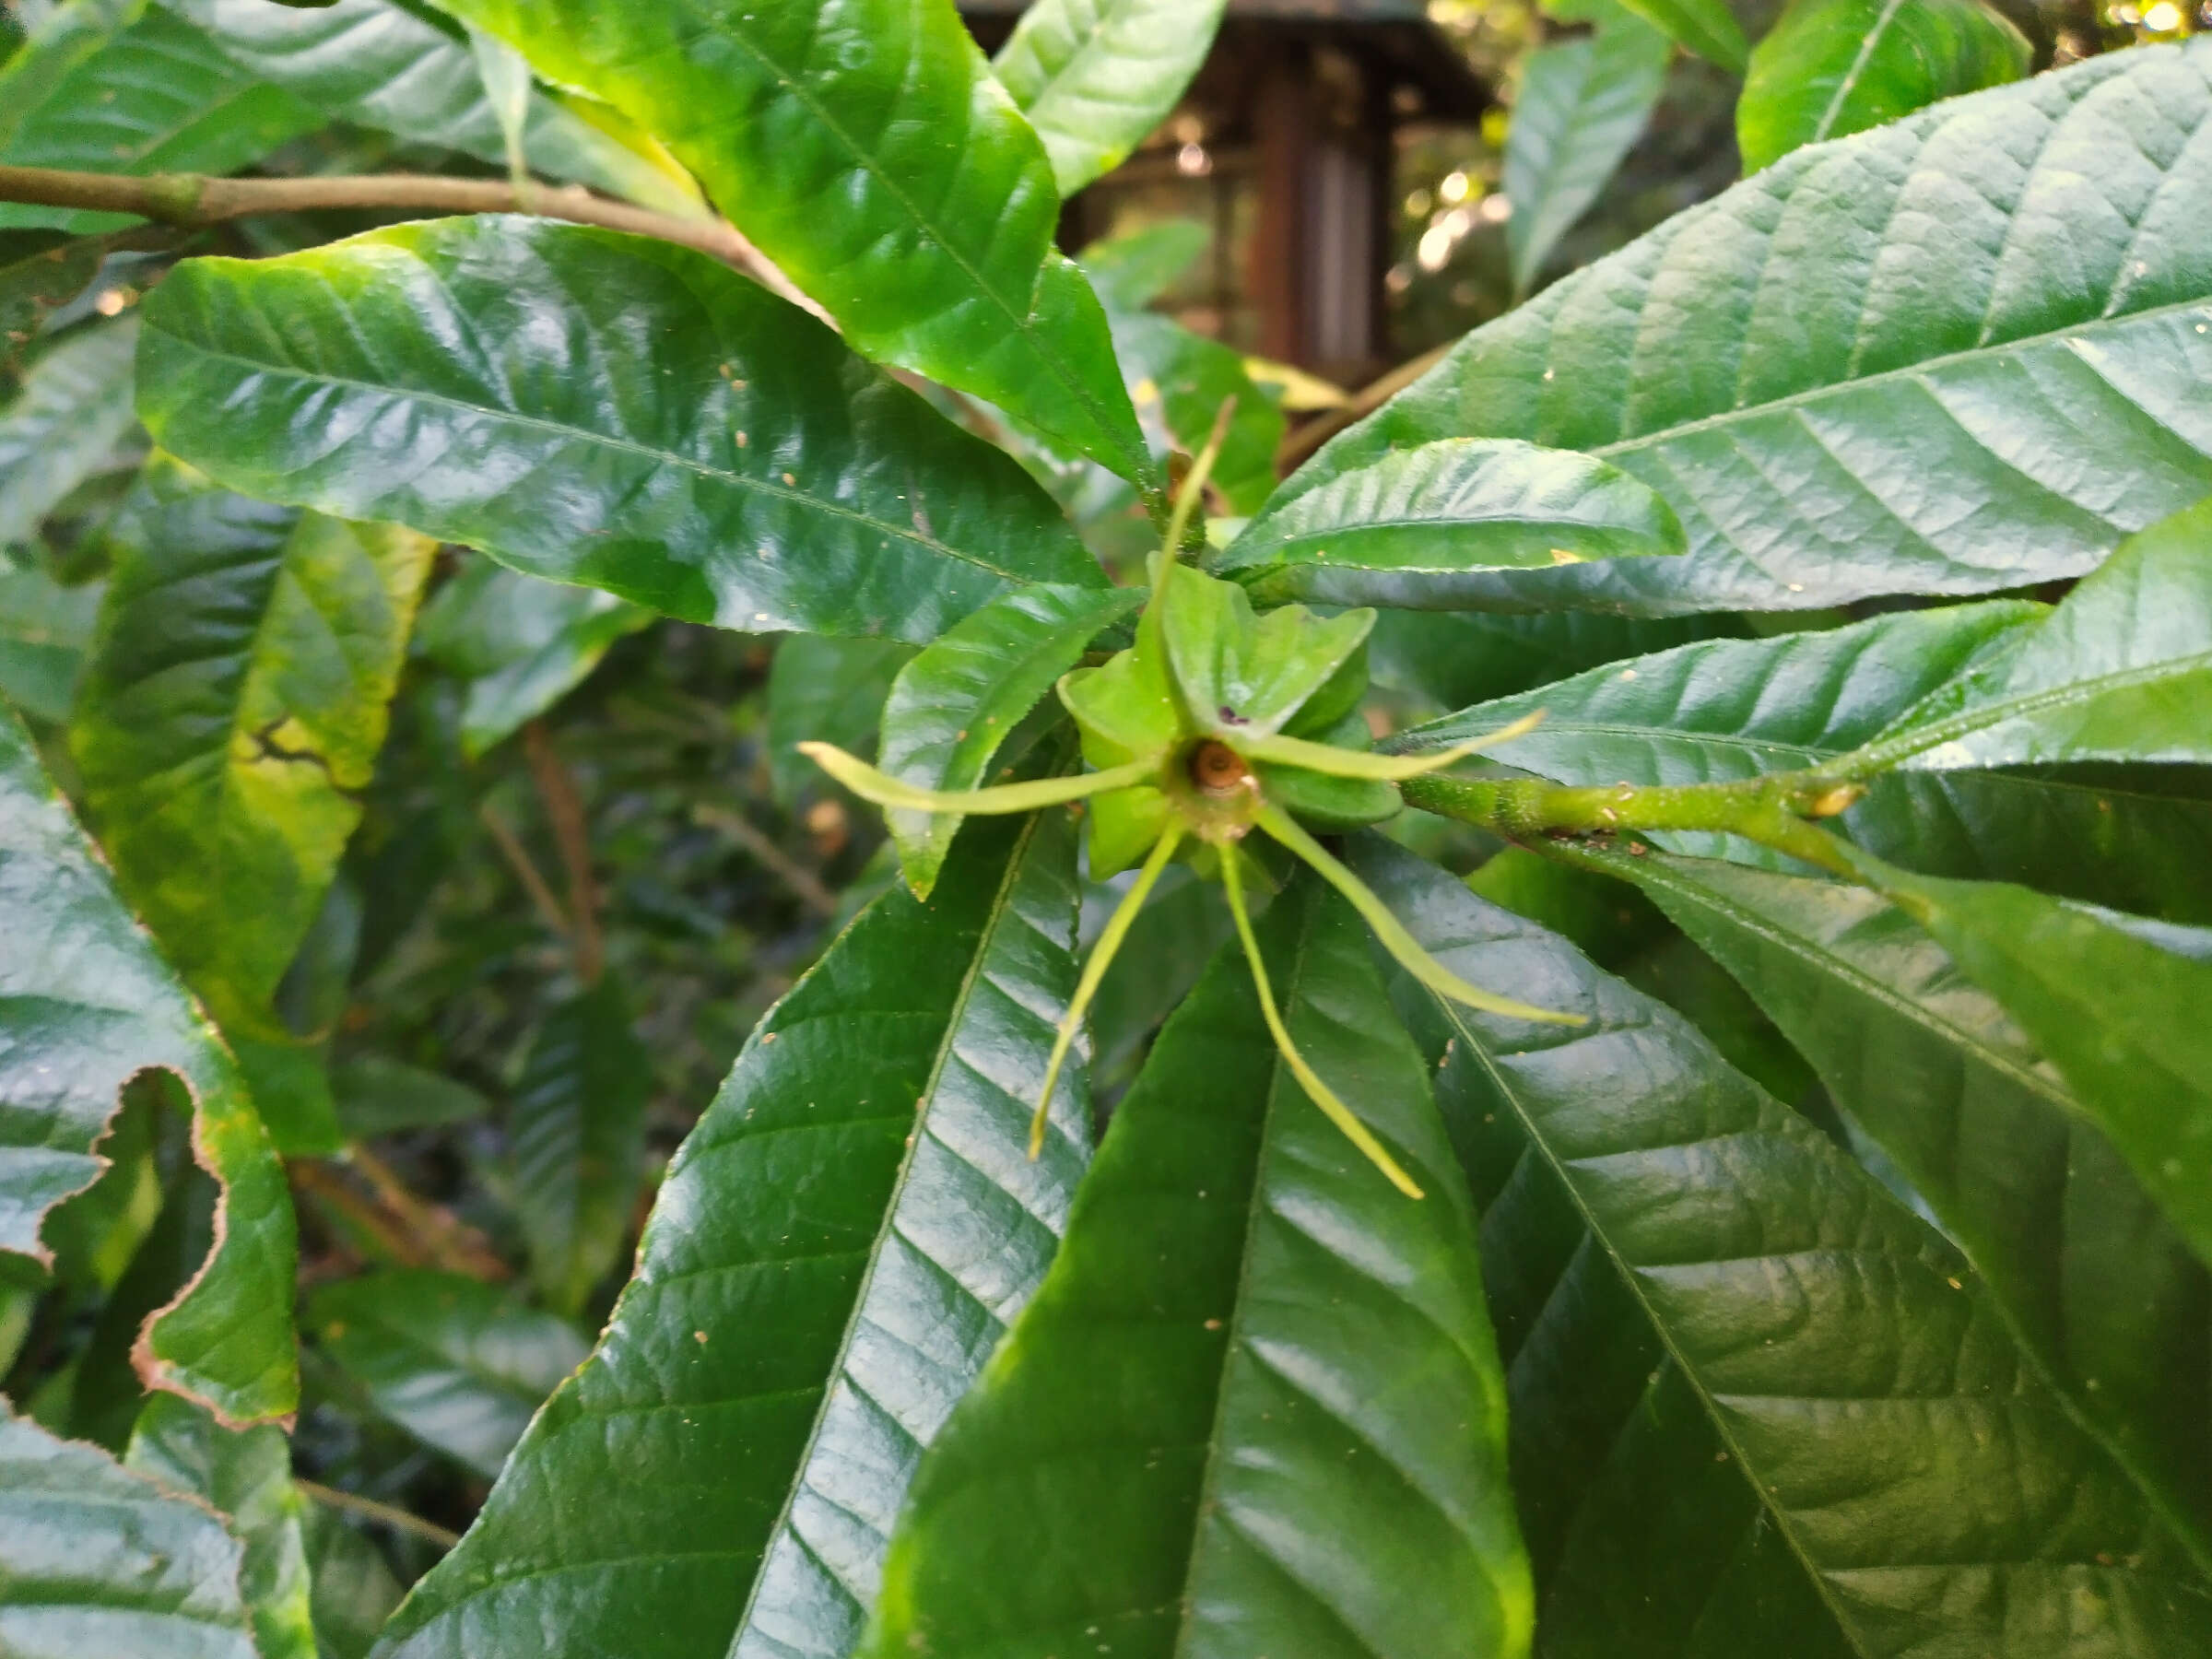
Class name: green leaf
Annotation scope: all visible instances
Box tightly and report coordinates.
[437,0,1153,487]
[138,218,1109,643]
[0,228,113,379]
[1846,494,2212,775]
[1085,865,1235,1090]
[1368,608,1742,712]
[1114,309,1284,514]
[127,1392,318,1659]
[1857,859,2212,1277]
[1219,438,1686,606]
[417,559,653,759]
[1739,0,2029,172]
[1402,600,2040,825]
[330,1055,490,1141]
[0,6,323,233]
[1079,218,1210,311]
[1353,837,2212,1653]
[300,1503,406,1659]
[376,806,1091,1659]
[1614,0,1747,69]
[311,1270,590,1481]
[0,317,137,545]
[877,582,1142,897]
[766,632,917,806]
[0,561,101,724]
[0,0,148,155]
[166,0,704,216]
[0,1401,259,1659]
[865,877,1531,1659]
[0,700,298,1425]
[1504,14,1673,298]
[71,456,436,1153]
[1607,848,2212,1566]
[1277,41,2212,615]
[1397,602,2212,919]
[509,979,650,1319]
[994,0,1228,195]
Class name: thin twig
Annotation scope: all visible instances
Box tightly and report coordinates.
[694,805,841,919]
[296,1480,463,1551]
[1276,342,1453,474]
[479,802,573,945]
[0,161,818,308]
[523,722,603,986]
[289,1160,430,1269]
[344,1147,511,1282]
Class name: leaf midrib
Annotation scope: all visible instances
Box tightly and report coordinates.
[696,9,1147,483]
[143,323,1044,588]
[1439,989,1872,1653]
[727,808,1050,1649]
[1571,294,2212,460]
[1170,891,1320,1659]
[1813,0,1911,145]
[1851,649,2212,771]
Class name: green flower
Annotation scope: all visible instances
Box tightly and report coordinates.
[804,445,1578,1197]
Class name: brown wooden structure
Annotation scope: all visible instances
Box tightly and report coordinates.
[960,2,1491,384]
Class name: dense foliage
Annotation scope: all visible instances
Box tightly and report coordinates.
[1,0,2208,1655]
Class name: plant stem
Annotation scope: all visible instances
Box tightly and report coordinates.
[295,1479,463,1550]
[0,161,805,296]
[1401,772,1863,878]
[523,722,603,987]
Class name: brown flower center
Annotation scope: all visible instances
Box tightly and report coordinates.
[1188,738,1253,797]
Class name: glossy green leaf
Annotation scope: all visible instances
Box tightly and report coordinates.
[1609,847,2212,1566]
[300,1504,406,1659]
[1397,602,2212,919]
[1277,40,2212,615]
[0,700,298,1425]
[1368,608,1742,712]
[509,979,650,1319]
[329,1055,490,1142]
[1739,0,2029,172]
[127,1392,318,1659]
[0,228,112,379]
[376,806,1090,1659]
[417,559,653,759]
[0,562,101,724]
[312,1270,590,1481]
[1080,218,1209,311]
[438,0,1153,486]
[1857,859,2212,1276]
[72,456,436,1153]
[1847,494,2212,775]
[877,582,1142,897]
[1615,0,1747,69]
[766,632,917,806]
[994,0,1228,194]
[165,0,703,216]
[1504,13,1672,298]
[1115,308,1283,514]
[0,1401,259,1659]
[0,6,322,233]
[0,0,148,155]
[0,317,137,545]
[1355,837,2212,1653]
[138,218,1108,642]
[865,878,1532,1659]
[1220,438,1686,606]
